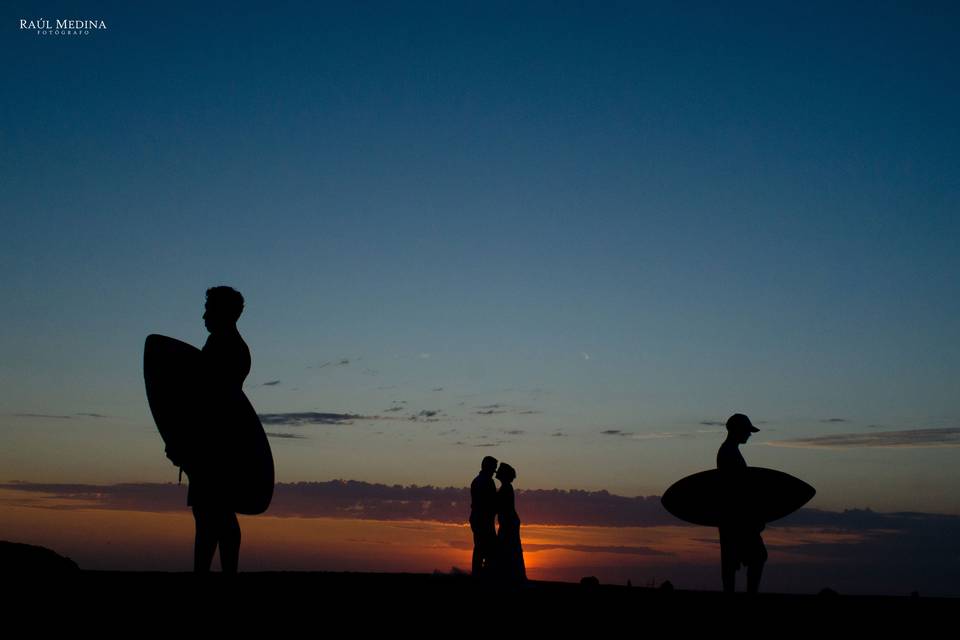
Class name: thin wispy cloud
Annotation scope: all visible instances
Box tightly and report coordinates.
[523,543,672,556]
[13,413,73,419]
[310,358,352,370]
[820,418,849,423]
[261,380,281,387]
[473,403,539,417]
[410,410,445,422]
[266,432,307,439]
[769,428,960,449]
[629,432,674,441]
[258,412,378,426]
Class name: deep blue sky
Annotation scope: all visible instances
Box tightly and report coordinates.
[2,2,958,511]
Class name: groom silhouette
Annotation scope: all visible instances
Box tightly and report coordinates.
[469,456,498,576]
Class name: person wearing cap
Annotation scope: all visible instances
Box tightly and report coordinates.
[717,413,767,593]
[470,455,499,576]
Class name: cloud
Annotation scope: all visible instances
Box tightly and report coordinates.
[551,431,567,437]
[432,387,444,392]
[699,421,725,427]
[769,427,960,449]
[820,418,848,423]
[408,410,445,422]
[266,432,307,439]
[258,412,378,426]
[310,358,351,370]
[0,481,669,526]
[262,380,281,387]
[601,430,628,436]
[76,413,110,418]
[5,483,958,595]
[523,543,671,556]
[13,413,73,419]
[503,430,524,435]
[443,539,665,558]
[474,403,539,417]
[5,482,959,553]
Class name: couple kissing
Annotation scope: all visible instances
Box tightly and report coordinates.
[469,456,526,583]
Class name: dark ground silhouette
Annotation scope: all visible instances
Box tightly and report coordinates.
[1,540,78,573]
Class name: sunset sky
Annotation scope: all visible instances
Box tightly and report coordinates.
[2,2,958,594]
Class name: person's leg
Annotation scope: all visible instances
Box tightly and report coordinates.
[219,511,241,574]
[192,506,218,573]
[719,529,737,593]
[746,562,764,594]
[746,536,767,594]
[471,525,484,575]
[481,526,497,575]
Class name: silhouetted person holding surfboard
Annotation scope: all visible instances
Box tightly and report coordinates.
[144,288,274,573]
[717,413,767,594]
[470,455,499,577]
[189,286,250,573]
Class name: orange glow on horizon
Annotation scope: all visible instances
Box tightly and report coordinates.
[0,489,873,584]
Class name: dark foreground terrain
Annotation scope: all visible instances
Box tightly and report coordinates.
[9,570,955,632]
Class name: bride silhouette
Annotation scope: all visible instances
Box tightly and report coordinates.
[494,463,527,583]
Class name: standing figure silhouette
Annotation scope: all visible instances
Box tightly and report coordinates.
[717,413,767,593]
[470,456,499,577]
[187,286,250,573]
[494,462,526,584]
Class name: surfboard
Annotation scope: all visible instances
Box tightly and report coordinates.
[661,468,815,527]
[143,334,274,515]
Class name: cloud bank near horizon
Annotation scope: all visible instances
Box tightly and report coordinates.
[3,481,958,595]
[3,481,958,533]
[769,427,960,449]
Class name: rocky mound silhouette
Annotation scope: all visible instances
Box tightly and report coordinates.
[1,541,79,573]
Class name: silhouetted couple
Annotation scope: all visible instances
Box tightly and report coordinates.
[470,456,527,583]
